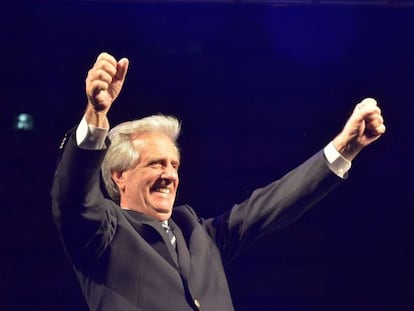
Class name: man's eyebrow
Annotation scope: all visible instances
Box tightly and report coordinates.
[146,157,180,164]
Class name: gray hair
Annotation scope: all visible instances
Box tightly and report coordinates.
[101,114,181,202]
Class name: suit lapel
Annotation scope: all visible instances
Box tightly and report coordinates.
[123,210,179,269]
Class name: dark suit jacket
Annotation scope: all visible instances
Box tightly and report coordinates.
[51,132,343,311]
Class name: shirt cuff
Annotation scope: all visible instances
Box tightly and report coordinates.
[323,141,352,179]
[75,116,108,150]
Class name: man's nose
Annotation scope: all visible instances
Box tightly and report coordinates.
[161,165,178,181]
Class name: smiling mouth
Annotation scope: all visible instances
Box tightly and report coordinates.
[152,186,171,194]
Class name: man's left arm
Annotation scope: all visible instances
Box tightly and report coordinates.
[208,98,386,264]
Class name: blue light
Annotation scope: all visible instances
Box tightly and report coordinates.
[15,113,34,131]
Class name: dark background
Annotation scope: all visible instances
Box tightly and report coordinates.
[1,0,413,310]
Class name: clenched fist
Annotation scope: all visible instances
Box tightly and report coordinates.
[85,52,129,127]
[334,98,386,160]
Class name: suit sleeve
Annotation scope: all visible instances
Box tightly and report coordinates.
[204,150,345,265]
[51,132,117,269]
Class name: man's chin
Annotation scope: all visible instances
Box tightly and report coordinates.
[152,206,173,220]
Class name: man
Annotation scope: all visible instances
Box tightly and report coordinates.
[51,52,385,311]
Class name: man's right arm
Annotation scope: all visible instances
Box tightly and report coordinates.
[51,52,129,266]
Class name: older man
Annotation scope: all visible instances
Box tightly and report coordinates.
[51,52,385,311]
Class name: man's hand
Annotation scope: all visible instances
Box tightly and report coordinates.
[84,52,129,127]
[333,98,386,161]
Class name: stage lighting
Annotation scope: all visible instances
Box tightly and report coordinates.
[14,113,34,131]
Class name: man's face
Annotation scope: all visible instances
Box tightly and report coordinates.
[113,132,180,221]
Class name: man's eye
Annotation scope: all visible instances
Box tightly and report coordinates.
[149,162,162,168]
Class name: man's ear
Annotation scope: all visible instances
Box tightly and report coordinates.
[111,170,125,191]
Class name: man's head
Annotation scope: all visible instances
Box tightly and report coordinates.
[102,115,181,221]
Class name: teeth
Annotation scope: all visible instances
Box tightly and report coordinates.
[157,188,170,194]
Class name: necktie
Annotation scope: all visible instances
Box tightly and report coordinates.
[161,222,176,248]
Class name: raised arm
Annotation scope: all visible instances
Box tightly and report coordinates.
[52,52,129,265]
